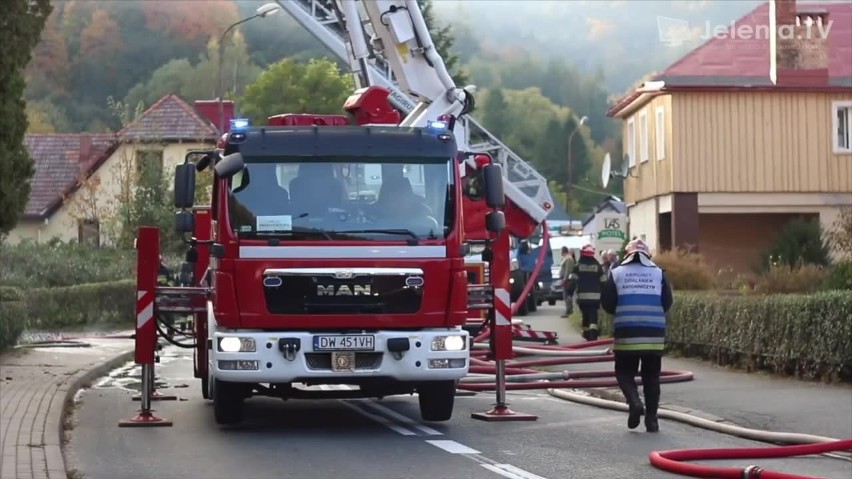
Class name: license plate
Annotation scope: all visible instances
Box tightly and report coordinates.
[313,335,375,351]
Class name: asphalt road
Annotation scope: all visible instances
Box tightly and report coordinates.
[66,344,851,479]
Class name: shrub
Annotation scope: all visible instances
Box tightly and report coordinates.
[0,286,27,351]
[752,264,830,294]
[0,239,135,288]
[824,206,852,258]
[762,217,830,269]
[824,261,852,291]
[652,249,717,290]
[25,280,136,330]
[599,291,852,381]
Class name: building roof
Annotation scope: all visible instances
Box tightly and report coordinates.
[23,94,219,221]
[609,1,852,117]
[582,197,627,227]
[118,94,219,142]
[23,134,119,219]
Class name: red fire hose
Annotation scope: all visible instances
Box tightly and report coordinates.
[649,439,852,478]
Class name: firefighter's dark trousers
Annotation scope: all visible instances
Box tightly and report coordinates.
[614,352,662,420]
[578,303,599,341]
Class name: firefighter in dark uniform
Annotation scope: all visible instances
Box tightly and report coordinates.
[567,244,606,341]
[601,239,673,433]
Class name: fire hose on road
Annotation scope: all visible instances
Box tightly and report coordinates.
[462,332,851,477]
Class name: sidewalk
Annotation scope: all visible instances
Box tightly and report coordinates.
[524,305,852,440]
[0,337,134,479]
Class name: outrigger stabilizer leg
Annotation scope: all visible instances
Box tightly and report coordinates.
[471,222,537,422]
[119,226,172,427]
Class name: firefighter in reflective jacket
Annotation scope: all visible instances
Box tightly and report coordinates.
[601,239,673,433]
[567,244,606,341]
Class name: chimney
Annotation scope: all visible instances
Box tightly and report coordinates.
[770,0,830,86]
[194,100,235,134]
[78,134,92,164]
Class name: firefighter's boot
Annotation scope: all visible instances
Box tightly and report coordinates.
[616,375,644,430]
[644,380,661,433]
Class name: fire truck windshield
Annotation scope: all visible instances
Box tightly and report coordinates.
[227,156,454,241]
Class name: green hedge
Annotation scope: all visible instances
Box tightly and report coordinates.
[599,291,852,381]
[25,280,137,330]
[0,240,135,288]
[0,287,27,352]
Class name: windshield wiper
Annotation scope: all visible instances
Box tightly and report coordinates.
[253,227,333,240]
[340,229,422,244]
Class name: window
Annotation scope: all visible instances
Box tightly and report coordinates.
[639,110,649,163]
[627,118,636,168]
[655,106,665,160]
[135,149,164,175]
[228,156,454,241]
[833,101,852,154]
[77,219,100,247]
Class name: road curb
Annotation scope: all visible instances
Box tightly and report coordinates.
[49,349,135,478]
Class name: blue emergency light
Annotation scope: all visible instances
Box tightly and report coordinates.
[230,118,250,131]
[426,120,448,130]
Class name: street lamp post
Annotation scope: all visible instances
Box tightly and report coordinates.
[217,2,281,133]
[566,115,588,223]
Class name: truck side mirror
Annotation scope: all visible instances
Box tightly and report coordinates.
[485,211,505,233]
[175,210,195,233]
[214,152,245,178]
[482,163,505,209]
[174,163,196,208]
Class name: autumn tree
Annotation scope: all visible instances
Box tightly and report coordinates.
[478,88,509,138]
[239,58,355,122]
[0,0,53,239]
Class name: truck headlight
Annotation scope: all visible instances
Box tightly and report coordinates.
[431,335,467,351]
[218,337,256,352]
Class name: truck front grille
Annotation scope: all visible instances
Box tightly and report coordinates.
[304,352,383,370]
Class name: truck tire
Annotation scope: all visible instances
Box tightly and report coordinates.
[418,380,456,422]
[548,299,557,306]
[212,379,245,425]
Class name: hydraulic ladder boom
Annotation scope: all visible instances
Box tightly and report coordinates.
[275,0,555,227]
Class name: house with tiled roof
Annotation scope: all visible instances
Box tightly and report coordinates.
[607,0,852,274]
[7,94,232,246]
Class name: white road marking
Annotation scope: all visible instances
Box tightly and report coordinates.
[426,440,481,454]
[481,464,548,479]
[357,400,443,436]
[338,401,417,436]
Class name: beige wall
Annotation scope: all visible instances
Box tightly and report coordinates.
[626,197,659,252]
[6,142,212,246]
[671,91,852,193]
[622,95,673,204]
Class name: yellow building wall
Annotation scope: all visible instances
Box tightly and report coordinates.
[622,95,673,204]
[6,142,211,246]
[671,91,852,193]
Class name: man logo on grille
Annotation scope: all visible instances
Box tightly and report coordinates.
[317,284,371,296]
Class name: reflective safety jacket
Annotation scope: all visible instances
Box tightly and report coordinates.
[568,256,606,305]
[600,261,673,352]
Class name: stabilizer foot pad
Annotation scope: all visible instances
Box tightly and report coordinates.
[118,411,173,427]
[471,405,538,422]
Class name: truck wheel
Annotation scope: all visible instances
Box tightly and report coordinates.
[212,379,245,425]
[548,299,557,306]
[418,380,456,422]
[201,375,210,400]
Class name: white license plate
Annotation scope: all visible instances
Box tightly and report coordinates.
[313,335,375,351]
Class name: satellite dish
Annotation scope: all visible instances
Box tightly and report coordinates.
[620,154,630,177]
[601,153,611,188]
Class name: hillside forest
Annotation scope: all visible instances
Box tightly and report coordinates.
[24,0,764,216]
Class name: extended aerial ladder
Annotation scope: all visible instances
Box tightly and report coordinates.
[274,0,555,420]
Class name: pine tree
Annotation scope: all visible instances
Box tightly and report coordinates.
[0,0,53,238]
[417,0,468,86]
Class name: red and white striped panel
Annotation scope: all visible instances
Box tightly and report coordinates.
[494,288,511,327]
[137,290,154,329]
[511,327,558,341]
